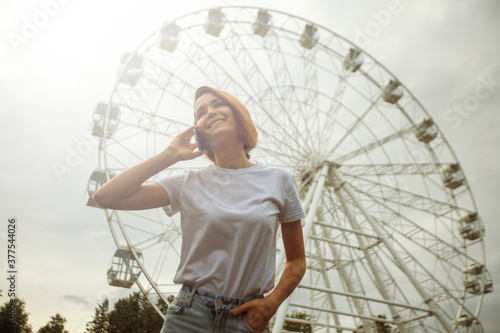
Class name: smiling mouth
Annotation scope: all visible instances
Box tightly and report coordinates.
[209,119,225,128]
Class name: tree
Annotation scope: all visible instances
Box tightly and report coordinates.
[0,298,33,333]
[282,310,312,333]
[85,299,110,333]
[86,292,170,333]
[156,295,172,315]
[373,314,395,333]
[108,292,167,333]
[356,314,398,333]
[37,313,68,333]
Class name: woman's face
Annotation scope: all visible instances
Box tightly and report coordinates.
[194,92,238,143]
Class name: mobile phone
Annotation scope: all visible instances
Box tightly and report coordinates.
[193,128,206,151]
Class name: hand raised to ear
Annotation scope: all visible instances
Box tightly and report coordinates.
[165,125,206,161]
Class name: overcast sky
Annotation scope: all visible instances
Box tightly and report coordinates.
[1,0,499,331]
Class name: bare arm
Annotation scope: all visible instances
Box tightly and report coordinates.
[94,125,205,210]
[265,220,306,308]
[230,219,306,332]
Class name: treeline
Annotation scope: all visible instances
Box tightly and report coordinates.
[0,293,318,333]
[0,293,168,333]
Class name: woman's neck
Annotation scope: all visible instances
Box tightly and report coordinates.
[212,143,254,169]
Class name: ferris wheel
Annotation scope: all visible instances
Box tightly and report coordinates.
[85,6,492,333]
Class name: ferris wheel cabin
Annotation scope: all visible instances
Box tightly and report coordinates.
[462,264,493,295]
[382,79,403,104]
[441,163,466,189]
[107,246,143,289]
[253,9,272,37]
[91,102,120,139]
[456,212,485,241]
[159,21,181,52]
[118,52,144,86]
[205,8,225,37]
[453,316,486,333]
[300,23,319,49]
[343,47,364,72]
[415,118,438,143]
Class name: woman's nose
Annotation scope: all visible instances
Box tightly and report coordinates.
[207,108,217,118]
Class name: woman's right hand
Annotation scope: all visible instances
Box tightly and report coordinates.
[94,125,206,210]
[166,125,207,162]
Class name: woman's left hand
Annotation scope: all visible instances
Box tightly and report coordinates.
[230,220,306,332]
[230,297,277,332]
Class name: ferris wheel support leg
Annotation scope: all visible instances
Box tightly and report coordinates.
[272,164,330,333]
[310,218,343,332]
[330,168,403,332]
[329,166,454,333]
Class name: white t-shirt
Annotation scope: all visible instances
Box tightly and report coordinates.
[155,162,305,297]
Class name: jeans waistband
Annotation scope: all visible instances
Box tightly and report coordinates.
[179,284,263,308]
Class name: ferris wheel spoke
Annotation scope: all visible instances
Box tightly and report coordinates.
[259,29,319,153]
[254,145,306,169]
[340,163,446,177]
[376,233,465,298]
[301,48,322,149]
[336,123,417,163]
[150,241,169,281]
[324,97,385,158]
[144,55,199,101]
[257,135,307,161]
[351,245,426,324]
[299,39,356,150]
[108,88,194,137]
[250,90,317,154]
[325,73,418,161]
[345,179,479,266]
[342,172,470,217]
[129,232,171,251]
[318,72,350,144]
[103,150,131,171]
[113,63,194,121]
[147,69,194,117]
[105,138,151,166]
[118,116,189,138]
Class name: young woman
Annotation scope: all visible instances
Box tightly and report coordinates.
[94,86,306,333]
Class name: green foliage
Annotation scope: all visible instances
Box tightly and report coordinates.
[357,314,398,333]
[283,310,312,333]
[0,298,33,333]
[373,314,394,333]
[85,292,169,333]
[85,299,110,333]
[156,295,173,315]
[37,314,68,333]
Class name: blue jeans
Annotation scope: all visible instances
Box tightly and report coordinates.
[160,284,270,333]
